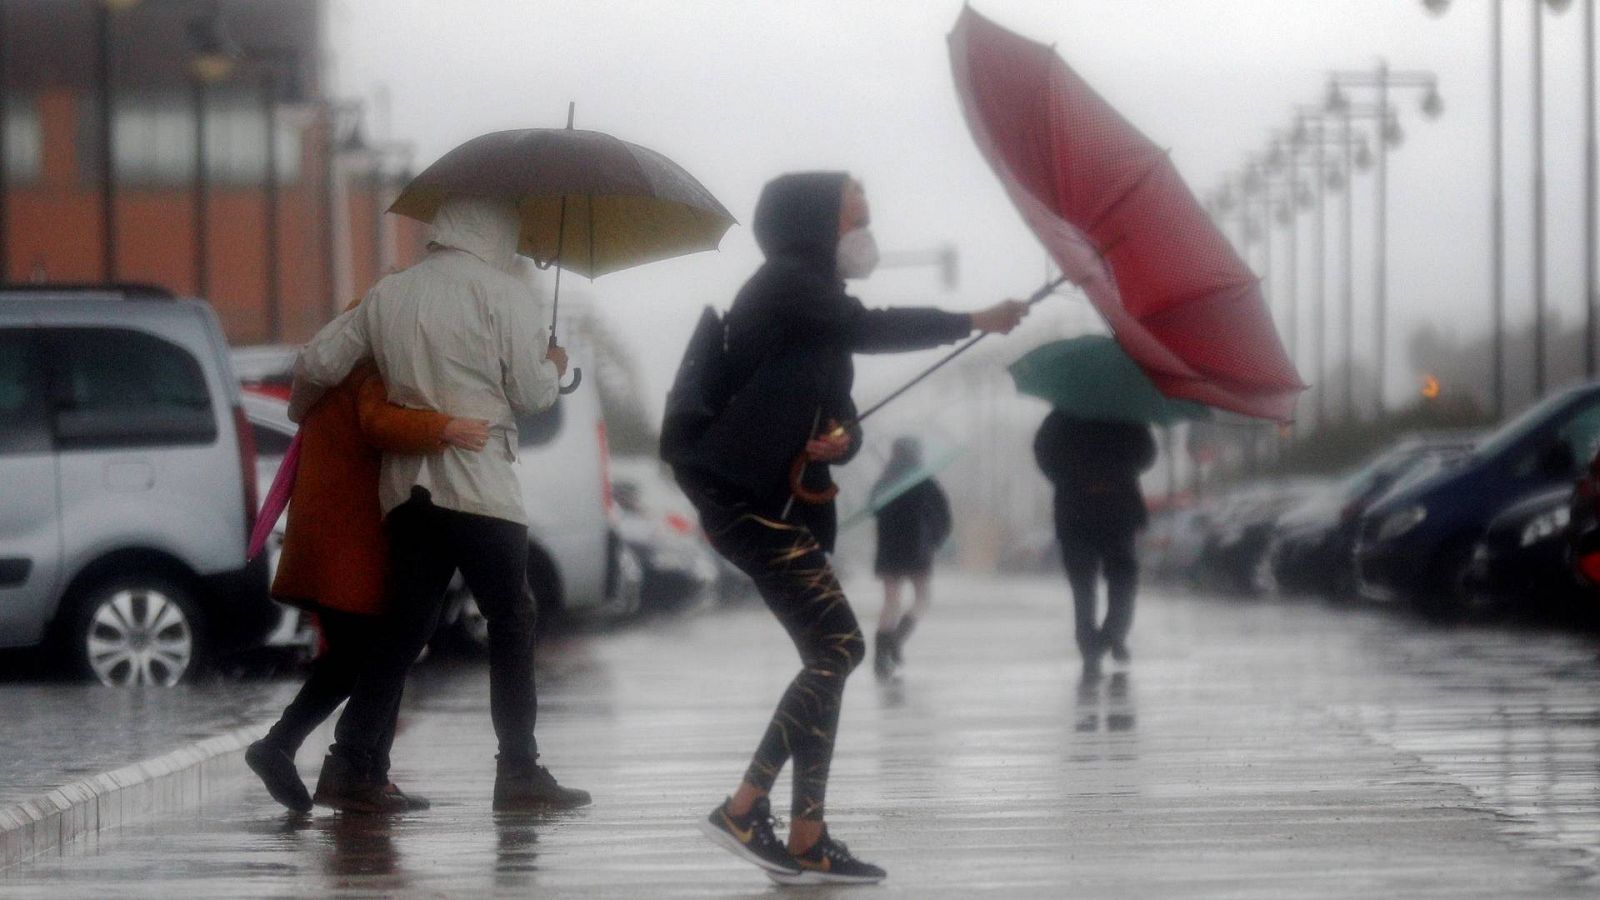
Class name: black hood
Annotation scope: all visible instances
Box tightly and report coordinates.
[752,171,848,268]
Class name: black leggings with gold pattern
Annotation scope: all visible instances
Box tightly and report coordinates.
[685,481,866,822]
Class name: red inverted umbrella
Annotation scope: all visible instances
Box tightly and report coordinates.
[950,6,1304,421]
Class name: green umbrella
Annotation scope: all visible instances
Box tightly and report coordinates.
[1008,336,1212,425]
[838,442,965,531]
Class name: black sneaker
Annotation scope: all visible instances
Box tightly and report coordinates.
[768,828,886,885]
[246,740,312,814]
[493,759,592,811]
[698,796,801,876]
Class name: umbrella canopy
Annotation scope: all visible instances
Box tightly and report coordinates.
[390,127,735,278]
[950,7,1304,422]
[1009,335,1212,426]
[838,441,965,531]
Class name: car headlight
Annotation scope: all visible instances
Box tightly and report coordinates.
[1520,506,1571,548]
[1375,504,1428,543]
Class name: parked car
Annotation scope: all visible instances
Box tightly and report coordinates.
[1193,483,1315,595]
[610,457,740,607]
[1570,452,1600,589]
[239,343,638,650]
[1357,382,1600,611]
[1463,484,1582,612]
[1270,438,1475,597]
[0,284,277,685]
[1141,505,1214,584]
[229,344,297,401]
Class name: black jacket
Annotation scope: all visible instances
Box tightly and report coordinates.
[874,479,952,575]
[664,172,971,544]
[1033,411,1157,533]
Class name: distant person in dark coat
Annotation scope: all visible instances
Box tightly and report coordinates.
[1033,410,1157,679]
[663,171,1028,884]
[871,437,952,679]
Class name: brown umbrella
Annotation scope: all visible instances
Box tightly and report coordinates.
[390,106,736,391]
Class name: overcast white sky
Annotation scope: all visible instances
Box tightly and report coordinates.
[326,0,1596,416]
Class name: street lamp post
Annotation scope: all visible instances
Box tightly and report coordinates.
[185,6,236,300]
[93,1,120,281]
[1327,64,1442,416]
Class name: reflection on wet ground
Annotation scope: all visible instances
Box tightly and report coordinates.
[6,575,1600,897]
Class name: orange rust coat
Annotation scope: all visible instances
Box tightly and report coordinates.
[270,363,452,615]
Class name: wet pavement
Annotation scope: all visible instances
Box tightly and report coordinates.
[6,574,1600,897]
[0,674,298,808]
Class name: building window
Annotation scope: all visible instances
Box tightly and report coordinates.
[3,95,43,183]
[79,89,301,187]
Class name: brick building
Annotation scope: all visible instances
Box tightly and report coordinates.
[0,0,427,345]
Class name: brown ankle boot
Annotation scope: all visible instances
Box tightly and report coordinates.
[312,754,411,814]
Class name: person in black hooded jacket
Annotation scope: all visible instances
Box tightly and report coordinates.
[671,172,1027,885]
[1033,410,1157,680]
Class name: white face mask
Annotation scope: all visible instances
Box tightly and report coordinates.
[835,227,881,279]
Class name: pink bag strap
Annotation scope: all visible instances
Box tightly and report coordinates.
[248,431,302,561]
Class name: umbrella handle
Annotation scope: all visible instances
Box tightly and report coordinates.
[559,366,583,395]
[788,452,839,506]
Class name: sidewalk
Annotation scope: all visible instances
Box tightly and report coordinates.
[5,574,1599,897]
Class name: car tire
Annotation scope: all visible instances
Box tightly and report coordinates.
[1417,536,1475,620]
[66,574,204,686]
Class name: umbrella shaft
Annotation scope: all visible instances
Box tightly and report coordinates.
[852,275,1066,426]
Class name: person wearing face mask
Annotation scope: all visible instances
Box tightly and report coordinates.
[665,172,1028,885]
[288,195,590,814]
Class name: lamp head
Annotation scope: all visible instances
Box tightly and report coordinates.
[1355,140,1375,171]
[1547,0,1575,14]
[186,6,238,84]
[1324,82,1350,114]
[1383,114,1405,147]
[1420,85,1444,119]
[1421,0,1450,14]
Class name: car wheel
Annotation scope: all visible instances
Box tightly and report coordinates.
[69,575,202,686]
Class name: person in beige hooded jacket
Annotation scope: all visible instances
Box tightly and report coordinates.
[288,195,590,813]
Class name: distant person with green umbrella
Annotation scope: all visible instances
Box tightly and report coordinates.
[1034,412,1156,679]
[870,437,952,680]
[1011,337,1184,680]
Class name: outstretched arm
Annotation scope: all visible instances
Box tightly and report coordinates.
[354,369,455,454]
[288,305,372,422]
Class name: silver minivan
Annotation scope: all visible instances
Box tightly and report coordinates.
[0,285,277,685]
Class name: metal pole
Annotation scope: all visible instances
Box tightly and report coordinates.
[319,103,337,319]
[1534,0,1547,397]
[1493,0,1507,415]
[0,0,9,281]
[1585,0,1596,378]
[262,69,281,342]
[1341,110,1355,420]
[1313,131,1328,429]
[1285,159,1299,366]
[1375,60,1390,417]
[191,77,209,297]
[94,2,117,281]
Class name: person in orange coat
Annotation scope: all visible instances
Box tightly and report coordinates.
[245,361,490,814]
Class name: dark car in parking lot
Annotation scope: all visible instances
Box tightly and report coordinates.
[1271,438,1475,597]
[1464,483,1582,612]
[1357,382,1600,612]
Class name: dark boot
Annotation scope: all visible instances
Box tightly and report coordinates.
[890,615,918,665]
[383,782,432,811]
[246,739,312,814]
[493,757,592,811]
[873,632,898,680]
[312,753,410,815]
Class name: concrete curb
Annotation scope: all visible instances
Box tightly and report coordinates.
[0,720,269,871]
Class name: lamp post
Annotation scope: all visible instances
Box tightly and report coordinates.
[1286,115,1364,430]
[1423,0,1579,406]
[0,0,9,282]
[92,0,125,281]
[1326,64,1443,416]
[185,4,237,300]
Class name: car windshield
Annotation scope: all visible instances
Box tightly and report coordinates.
[1472,390,1583,460]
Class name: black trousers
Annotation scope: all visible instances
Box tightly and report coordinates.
[331,488,539,778]
[263,608,393,773]
[1056,518,1139,658]
[682,477,865,822]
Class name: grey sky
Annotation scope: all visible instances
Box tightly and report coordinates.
[327,0,1596,415]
